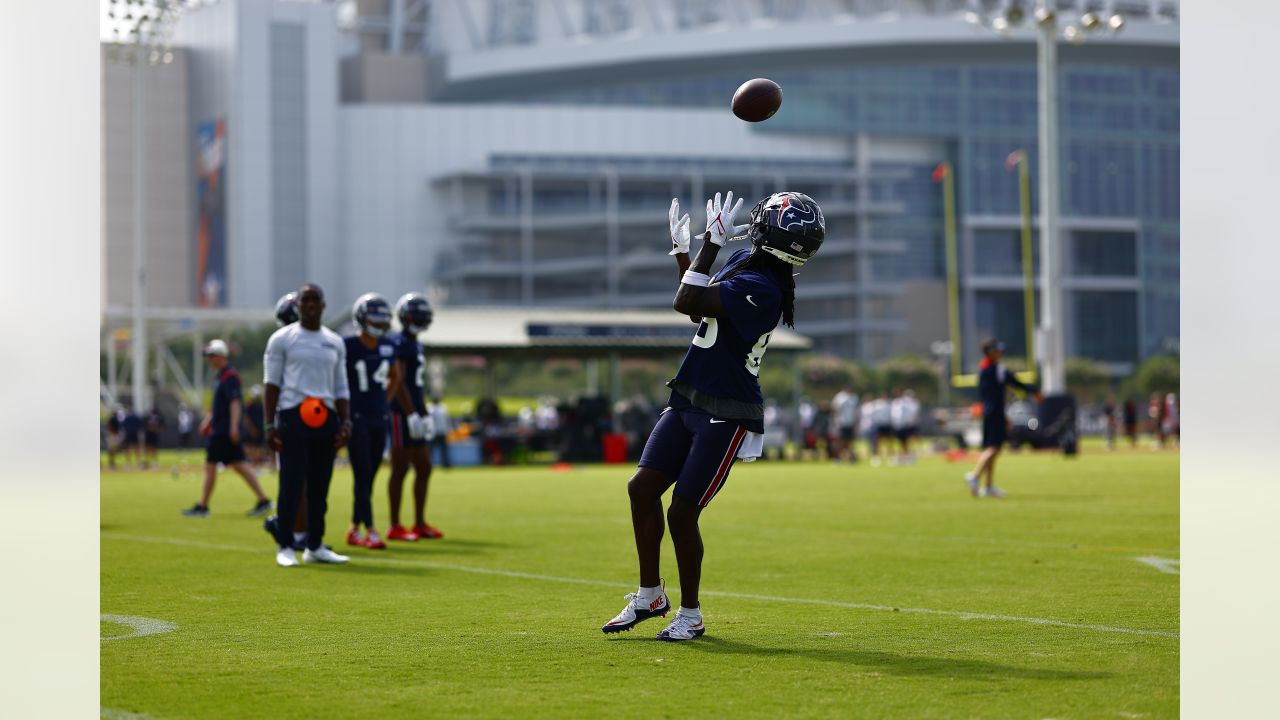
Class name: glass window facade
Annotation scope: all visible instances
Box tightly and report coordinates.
[484,57,1177,362]
[1072,231,1137,277]
[1074,291,1139,363]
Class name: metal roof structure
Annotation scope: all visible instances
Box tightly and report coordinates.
[417,307,812,355]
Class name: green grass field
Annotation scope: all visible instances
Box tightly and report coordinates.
[102,448,1178,719]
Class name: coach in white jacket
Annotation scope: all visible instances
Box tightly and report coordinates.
[263,283,352,567]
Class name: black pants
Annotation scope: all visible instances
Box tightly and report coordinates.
[348,416,387,528]
[274,405,337,551]
[431,434,451,468]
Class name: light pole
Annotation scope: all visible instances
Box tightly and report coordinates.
[105,0,191,412]
[962,0,1129,394]
[1034,1,1065,395]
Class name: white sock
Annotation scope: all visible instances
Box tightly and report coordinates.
[293,531,306,543]
[679,605,701,618]
[636,585,663,602]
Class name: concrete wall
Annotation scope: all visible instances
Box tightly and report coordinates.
[101,46,192,308]
[335,104,851,308]
[168,0,340,308]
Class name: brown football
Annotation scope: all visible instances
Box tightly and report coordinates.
[731,78,783,122]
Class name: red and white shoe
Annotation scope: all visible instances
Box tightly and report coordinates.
[656,607,705,642]
[601,583,670,634]
[346,529,365,547]
[364,531,387,550]
[386,524,419,541]
[412,522,444,539]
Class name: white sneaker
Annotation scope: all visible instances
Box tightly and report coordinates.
[980,485,1006,499]
[276,547,298,567]
[964,473,979,498]
[656,607,706,642]
[601,582,670,634]
[303,546,350,564]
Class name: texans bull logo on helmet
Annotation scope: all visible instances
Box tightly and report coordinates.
[773,196,823,236]
[748,191,826,266]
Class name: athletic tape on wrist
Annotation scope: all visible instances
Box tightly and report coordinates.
[681,271,710,287]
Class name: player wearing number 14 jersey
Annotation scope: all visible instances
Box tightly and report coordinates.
[602,190,824,641]
[344,293,399,549]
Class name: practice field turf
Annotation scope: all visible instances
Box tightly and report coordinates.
[102,449,1178,719]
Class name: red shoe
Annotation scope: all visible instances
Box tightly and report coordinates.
[363,531,387,550]
[386,524,419,541]
[412,523,444,539]
[346,529,364,547]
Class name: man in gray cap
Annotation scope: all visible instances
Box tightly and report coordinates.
[182,339,273,517]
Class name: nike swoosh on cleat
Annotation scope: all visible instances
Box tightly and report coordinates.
[709,419,726,424]
[746,295,757,306]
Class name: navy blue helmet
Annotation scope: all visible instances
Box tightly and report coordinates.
[274,292,299,327]
[353,293,392,338]
[395,293,433,334]
[747,191,825,266]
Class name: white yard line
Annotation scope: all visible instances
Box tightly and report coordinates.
[101,614,178,642]
[102,532,1178,639]
[1134,556,1181,575]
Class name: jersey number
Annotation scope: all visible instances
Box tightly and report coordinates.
[692,319,719,348]
[746,331,772,377]
[354,359,390,392]
[415,353,426,388]
[693,320,771,376]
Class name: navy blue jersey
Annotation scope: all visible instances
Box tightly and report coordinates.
[210,366,242,436]
[672,249,782,407]
[394,332,428,415]
[977,358,1035,418]
[344,334,398,421]
[121,413,143,440]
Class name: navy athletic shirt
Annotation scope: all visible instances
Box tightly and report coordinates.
[668,248,782,433]
[977,357,1035,420]
[344,334,398,422]
[394,332,429,415]
[210,366,242,437]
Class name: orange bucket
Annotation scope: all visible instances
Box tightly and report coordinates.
[300,397,329,428]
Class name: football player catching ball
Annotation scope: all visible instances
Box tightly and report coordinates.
[602,190,825,641]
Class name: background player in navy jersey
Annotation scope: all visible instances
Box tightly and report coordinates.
[183,339,273,517]
[343,293,400,550]
[602,190,824,641]
[964,339,1041,498]
[385,293,440,541]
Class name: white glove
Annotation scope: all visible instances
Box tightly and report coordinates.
[422,413,437,441]
[407,413,427,440]
[668,198,691,256]
[705,191,750,247]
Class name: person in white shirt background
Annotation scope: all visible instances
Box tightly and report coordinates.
[830,387,859,463]
[869,391,894,466]
[890,389,921,464]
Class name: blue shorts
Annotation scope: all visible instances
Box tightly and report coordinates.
[206,434,247,465]
[638,406,749,508]
[982,414,1007,449]
[389,410,428,449]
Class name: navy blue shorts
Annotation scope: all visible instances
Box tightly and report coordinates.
[638,407,749,508]
[206,434,247,465]
[389,410,427,449]
[982,414,1007,449]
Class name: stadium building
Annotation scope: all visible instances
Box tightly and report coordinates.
[101,0,1179,371]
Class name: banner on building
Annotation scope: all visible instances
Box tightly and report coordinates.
[196,119,227,307]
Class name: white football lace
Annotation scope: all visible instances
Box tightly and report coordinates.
[667,612,700,633]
